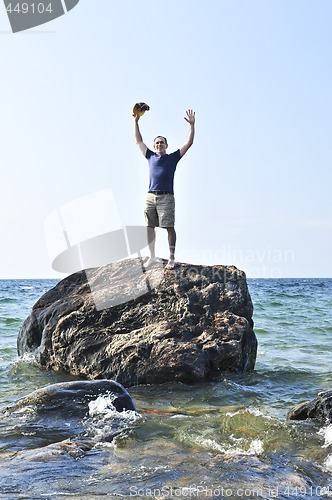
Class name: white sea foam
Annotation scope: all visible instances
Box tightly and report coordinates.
[247,407,272,418]
[318,424,332,448]
[323,454,332,472]
[194,435,264,456]
[248,438,264,455]
[85,395,141,447]
[225,406,273,420]
[88,394,140,423]
[16,352,38,364]
[88,394,117,416]
[318,425,332,473]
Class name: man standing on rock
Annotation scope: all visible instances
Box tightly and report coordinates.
[134,109,195,269]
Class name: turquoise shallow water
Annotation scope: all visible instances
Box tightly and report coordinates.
[0,278,332,499]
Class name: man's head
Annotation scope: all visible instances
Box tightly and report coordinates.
[154,136,168,155]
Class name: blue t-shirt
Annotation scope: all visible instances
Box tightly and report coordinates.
[146,148,181,194]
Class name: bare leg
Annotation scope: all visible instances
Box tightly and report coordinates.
[166,227,176,268]
[144,226,157,268]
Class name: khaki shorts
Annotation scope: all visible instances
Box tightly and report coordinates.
[144,193,175,228]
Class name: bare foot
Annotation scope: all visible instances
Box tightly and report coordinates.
[143,257,157,270]
[165,259,175,269]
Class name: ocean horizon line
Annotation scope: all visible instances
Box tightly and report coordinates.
[0,276,331,281]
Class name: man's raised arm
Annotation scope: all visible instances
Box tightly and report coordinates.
[179,109,195,158]
[133,114,148,157]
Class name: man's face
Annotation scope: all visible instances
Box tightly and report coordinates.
[154,137,168,155]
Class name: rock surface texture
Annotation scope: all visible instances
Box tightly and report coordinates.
[18,259,257,386]
[289,390,332,423]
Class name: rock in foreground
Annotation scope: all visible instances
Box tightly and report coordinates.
[18,259,257,386]
[289,390,332,423]
[6,380,136,415]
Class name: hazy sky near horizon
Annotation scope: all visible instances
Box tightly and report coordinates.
[0,0,331,279]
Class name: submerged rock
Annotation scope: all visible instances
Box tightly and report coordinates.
[6,379,136,416]
[289,390,332,423]
[17,258,257,386]
[11,439,92,462]
[3,379,137,457]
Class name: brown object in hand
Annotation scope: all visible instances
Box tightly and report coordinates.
[133,102,150,117]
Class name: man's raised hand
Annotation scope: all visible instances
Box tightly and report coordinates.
[184,109,195,125]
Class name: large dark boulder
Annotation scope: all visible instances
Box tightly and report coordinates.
[17,258,257,386]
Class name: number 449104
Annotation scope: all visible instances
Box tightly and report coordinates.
[6,3,53,14]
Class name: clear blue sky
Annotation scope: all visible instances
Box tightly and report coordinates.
[0,0,331,278]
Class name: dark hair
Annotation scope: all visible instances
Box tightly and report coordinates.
[154,136,168,145]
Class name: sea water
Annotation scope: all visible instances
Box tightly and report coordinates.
[0,278,332,499]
